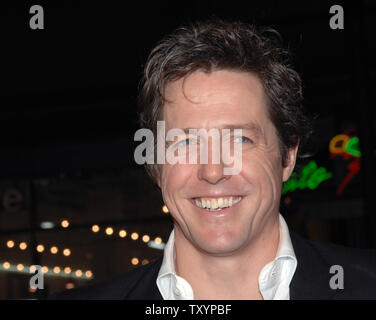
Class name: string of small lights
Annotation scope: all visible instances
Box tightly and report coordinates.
[130,257,150,266]
[1,205,170,284]
[5,240,72,256]
[0,261,93,279]
[92,224,164,247]
[90,204,168,247]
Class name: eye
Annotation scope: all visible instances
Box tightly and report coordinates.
[234,136,251,143]
[177,138,196,147]
[180,139,191,146]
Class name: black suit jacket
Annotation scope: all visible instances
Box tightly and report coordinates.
[51,232,376,300]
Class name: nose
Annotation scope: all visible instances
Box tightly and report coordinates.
[197,140,230,184]
[197,162,229,184]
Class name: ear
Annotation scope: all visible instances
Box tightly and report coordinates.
[282,143,299,182]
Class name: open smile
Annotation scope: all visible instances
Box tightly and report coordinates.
[191,196,243,212]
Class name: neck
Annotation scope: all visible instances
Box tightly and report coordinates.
[173,215,280,300]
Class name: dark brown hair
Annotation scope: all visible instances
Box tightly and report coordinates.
[138,19,312,181]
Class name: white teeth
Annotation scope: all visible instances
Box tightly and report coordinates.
[194,196,242,211]
[233,197,242,205]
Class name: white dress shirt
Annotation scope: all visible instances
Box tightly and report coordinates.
[156,214,297,300]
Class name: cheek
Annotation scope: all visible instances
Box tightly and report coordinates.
[160,164,196,201]
[242,150,283,194]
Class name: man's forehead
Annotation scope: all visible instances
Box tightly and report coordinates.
[162,70,271,135]
[163,70,265,105]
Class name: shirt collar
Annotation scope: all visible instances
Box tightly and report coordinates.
[258,214,297,299]
[157,229,177,280]
[276,213,296,259]
[157,229,194,300]
[157,213,297,300]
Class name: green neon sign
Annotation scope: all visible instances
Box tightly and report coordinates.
[344,136,361,157]
[282,160,333,195]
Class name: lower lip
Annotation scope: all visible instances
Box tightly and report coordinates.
[190,198,243,216]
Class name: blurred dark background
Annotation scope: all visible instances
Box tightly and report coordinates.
[0,0,375,299]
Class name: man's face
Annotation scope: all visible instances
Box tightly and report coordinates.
[159,70,297,256]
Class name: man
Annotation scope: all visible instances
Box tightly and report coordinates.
[52,19,376,300]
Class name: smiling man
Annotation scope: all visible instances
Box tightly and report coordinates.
[157,70,294,300]
[52,19,376,300]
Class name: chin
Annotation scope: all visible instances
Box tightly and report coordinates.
[193,231,246,256]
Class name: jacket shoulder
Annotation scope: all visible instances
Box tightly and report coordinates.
[307,237,376,269]
[291,232,376,299]
[49,257,163,300]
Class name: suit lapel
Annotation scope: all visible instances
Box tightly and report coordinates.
[289,232,338,300]
[122,257,164,300]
